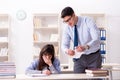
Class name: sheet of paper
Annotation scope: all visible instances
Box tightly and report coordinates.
[27,73,47,77]
[73,51,84,58]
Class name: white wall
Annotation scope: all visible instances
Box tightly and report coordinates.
[0,0,120,79]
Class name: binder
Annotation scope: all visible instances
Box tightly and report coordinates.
[100,43,106,54]
[100,29,106,40]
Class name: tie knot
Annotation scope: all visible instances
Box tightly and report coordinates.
[75,25,77,27]
[74,25,77,32]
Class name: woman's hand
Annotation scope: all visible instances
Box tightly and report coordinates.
[43,55,52,66]
[42,70,51,75]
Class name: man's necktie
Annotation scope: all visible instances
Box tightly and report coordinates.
[74,25,78,48]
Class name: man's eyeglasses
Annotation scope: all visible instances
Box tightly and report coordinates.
[63,16,72,23]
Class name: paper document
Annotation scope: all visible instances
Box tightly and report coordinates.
[26,70,48,77]
[27,73,47,77]
[73,51,84,58]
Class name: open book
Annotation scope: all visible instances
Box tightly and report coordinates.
[26,70,48,77]
[27,73,47,77]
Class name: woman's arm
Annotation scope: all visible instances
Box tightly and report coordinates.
[42,55,61,74]
[48,58,61,74]
[25,59,41,74]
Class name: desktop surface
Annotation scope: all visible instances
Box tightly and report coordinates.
[0,74,109,80]
[16,73,109,80]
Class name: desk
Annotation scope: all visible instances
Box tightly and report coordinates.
[0,74,109,80]
[102,63,120,80]
[61,63,120,80]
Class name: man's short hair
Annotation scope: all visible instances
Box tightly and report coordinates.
[61,6,74,18]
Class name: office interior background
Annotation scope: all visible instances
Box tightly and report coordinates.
[0,0,120,79]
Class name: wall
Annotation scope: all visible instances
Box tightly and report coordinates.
[0,0,120,79]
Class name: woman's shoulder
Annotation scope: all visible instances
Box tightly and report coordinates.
[33,58,39,62]
[31,59,39,65]
[54,57,59,61]
[53,57,60,63]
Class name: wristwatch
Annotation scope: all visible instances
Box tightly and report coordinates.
[85,45,90,50]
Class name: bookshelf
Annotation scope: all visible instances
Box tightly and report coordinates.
[0,14,10,62]
[33,13,60,59]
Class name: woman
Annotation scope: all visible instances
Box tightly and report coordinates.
[26,44,61,75]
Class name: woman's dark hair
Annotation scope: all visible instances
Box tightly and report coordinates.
[61,6,74,18]
[37,44,55,70]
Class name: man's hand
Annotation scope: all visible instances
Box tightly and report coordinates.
[75,46,86,52]
[67,49,75,56]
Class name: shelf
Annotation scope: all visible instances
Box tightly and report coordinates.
[33,14,59,28]
[34,13,59,16]
[33,54,59,60]
[34,27,58,29]
[33,13,60,60]
[0,42,8,44]
[0,14,9,62]
[81,13,104,17]
[80,13,105,28]
[0,56,8,62]
[34,27,58,32]
[34,41,59,43]
[34,41,59,47]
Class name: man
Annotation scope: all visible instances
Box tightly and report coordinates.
[61,6,102,73]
